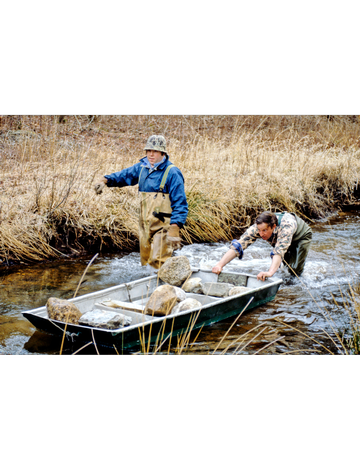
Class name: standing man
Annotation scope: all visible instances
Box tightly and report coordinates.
[94,135,188,270]
[212,211,312,280]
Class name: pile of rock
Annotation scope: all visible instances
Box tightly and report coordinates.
[143,256,200,316]
[144,284,202,317]
[143,256,250,317]
[46,297,132,330]
[46,256,251,327]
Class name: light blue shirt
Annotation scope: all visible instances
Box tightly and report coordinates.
[143,156,166,172]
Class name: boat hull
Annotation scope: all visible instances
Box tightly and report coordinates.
[22,269,282,352]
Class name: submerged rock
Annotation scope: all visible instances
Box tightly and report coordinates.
[158,256,192,286]
[144,284,186,316]
[171,298,203,315]
[79,309,132,329]
[47,297,83,325]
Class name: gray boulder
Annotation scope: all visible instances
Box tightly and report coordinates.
[79,309,132,329]
[158,256,192,286]
[201,282,234,297]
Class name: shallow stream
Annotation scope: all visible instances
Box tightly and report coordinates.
[1,209,360,355]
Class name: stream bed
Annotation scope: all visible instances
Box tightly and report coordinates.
[1,209,360,355]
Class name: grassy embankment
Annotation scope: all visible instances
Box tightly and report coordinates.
[1,115,360,265]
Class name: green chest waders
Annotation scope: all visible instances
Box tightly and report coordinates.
[139,165,175,269]
[275,212,312,276]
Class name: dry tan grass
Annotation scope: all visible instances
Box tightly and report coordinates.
[1,115,360,264]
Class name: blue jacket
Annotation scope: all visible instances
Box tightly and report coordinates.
[104,156,188,227]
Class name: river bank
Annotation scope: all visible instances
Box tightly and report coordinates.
[1,115,360,266]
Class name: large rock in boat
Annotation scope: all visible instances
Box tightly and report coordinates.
[158,256,192,287]
[144,284,186,317]
[201,282,234,298]
[46,297,83,324]
[171,298,203,315]
[79,309,132,329]
[228,286,250,296]
[182,277,203,294]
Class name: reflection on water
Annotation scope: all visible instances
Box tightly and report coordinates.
[1,210,359,355]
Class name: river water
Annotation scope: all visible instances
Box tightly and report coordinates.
[1,209,360,355]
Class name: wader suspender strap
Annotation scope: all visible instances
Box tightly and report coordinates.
[153,164,175,221]
[276,212,286,226]
[159,164,175,192]
[269,212,286,259]
[139,165,146,186]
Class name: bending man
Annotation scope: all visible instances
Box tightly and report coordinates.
[212,211,312,280]
[94,135,188,269]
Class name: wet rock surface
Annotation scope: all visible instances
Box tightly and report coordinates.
[158,256,192,286]
[46,297,83,324]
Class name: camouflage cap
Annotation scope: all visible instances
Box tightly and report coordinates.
[144,135,167,154]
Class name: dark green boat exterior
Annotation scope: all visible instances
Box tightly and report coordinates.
[22,269,282,352]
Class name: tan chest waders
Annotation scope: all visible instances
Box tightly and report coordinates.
[139,165,175,269]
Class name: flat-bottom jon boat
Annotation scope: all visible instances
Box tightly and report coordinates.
[22,269,282,352]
